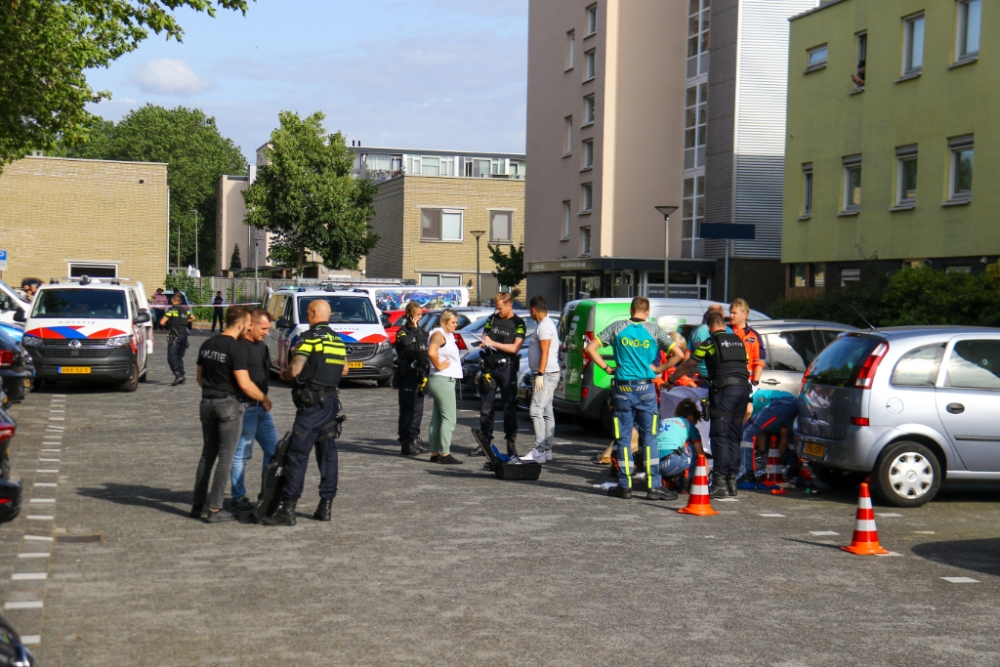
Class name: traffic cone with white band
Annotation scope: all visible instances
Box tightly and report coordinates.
[678,454,719,516]
[762,435,783,486]
[841,482,890,555]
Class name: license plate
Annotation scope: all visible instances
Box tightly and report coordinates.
[348,362,364,369]
[59,366,91,374]
[518,389,528,400]
[804,442,825,458]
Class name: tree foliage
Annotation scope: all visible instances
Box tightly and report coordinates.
[243,111,379,273]
[488,243,526,290]
[0,0,250,169]
[230,243,242,270]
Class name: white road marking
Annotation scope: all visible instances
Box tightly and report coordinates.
[876,551,903,557]
[26,516,54,521]
[41,449,60,453]
[17,554,50,559]
[33,483,56,488]
[717,498,739,502]
[810,531,840,536]
[29,499,55,504]
[48,417,65,421]
[759,513,785,518]
[39,459,60,463]
[20,635,40,645]
[36,470,58,474]
[24,535,53,542]
[942,577,979,584]
[875,512,903,518]
[4,601,43,610]
[914,531,935,535]
[12,573,47,581]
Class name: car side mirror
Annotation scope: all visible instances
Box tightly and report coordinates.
[12,308,25,323]
[276,317,291,329]
[135,311,151,324]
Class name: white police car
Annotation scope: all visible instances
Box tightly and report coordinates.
[262,286,393,386]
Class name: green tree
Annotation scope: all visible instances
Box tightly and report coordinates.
[230,244,242,270]
[243,111,379,273]
[488,243,526,290]
[0,0,250,169]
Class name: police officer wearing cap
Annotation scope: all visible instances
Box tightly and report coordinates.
[395,301,430,457]
[161,292,195,386]
[476,292,526,457]
[668,310,749,498]
[263,299,348,526]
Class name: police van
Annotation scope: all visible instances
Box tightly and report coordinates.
[22,277,154,391]
[262,286,394,386]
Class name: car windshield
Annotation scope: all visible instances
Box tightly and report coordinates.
[31,289,128,319]
[298,296,378,325]
[803,335,881,387]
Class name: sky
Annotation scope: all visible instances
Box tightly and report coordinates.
[84,0,529,164]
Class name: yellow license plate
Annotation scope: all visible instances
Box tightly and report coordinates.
[348,362,364,369]
[59,366,91,374]
[804,442,825,458]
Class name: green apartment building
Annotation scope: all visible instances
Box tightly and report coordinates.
[782,0,997,296]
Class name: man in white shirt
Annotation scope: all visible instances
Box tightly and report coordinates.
[521,295,561,463]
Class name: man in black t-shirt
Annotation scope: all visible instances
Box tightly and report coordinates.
[190,305,272,523]
[160,293,195,386]
[476,291,527,457]
[229,308,280,514]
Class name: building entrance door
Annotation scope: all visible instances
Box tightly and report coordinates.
[560,276,576,309]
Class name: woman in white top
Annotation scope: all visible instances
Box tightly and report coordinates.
[427,310,464,464]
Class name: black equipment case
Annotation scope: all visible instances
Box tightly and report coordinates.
[473,428,542,481]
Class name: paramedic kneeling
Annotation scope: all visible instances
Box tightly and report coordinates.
[668,311,749,499]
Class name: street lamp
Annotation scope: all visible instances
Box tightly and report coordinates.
[189,209,200,275]
[654,206,678,298]
[471,230,486,305]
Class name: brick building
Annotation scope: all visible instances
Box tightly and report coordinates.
[0,156,168,293]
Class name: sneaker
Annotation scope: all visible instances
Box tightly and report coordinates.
[468,447,486,457]
[205,509,237,523]
[231,496,254,514]
[520,447,547,463]
[544,450,553,462]
[438,454,464,465]
[171,375,185,387]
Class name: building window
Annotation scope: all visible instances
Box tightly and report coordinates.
[957,0,981,62]
[682,175,704,258]
[687,0,710,78]
[949,135,974,201]
[421,273,463,287]
[509,159,526,178]
[69,263,117,279]
[584,49,596,81]
[581,183,593,212]
[584,94,595,125]
[810,263,826,288]
[790,264,808,288]
[840,268,860,286]
[896,145,918,206]
[489,211,512,243]
[842,155,862,211]
[566,30,575,69]
[564,116,573,155]
[587,3,598,35]
[421,156,454,177]
[562,201,571,239]
[684,83,708,170]
[946,265,972,274]
[580,227,592,256]
[853,32,867,88]
[903,14,925,75]
[582,139,594,169]
[420,209,463,241]
[807,44,828,71]
[802,163,814,216]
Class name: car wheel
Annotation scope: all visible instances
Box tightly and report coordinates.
[871,441,941,508]
[810,465,868,490]
[119,362,139,393]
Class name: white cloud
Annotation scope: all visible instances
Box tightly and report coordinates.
[130,58,214,96]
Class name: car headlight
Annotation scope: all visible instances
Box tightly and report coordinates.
[21,336,40,347]
[107,335,132,348]
[377,340,391,354]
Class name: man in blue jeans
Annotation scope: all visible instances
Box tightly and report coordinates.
[586,297,683,500]
[230,308,278,514]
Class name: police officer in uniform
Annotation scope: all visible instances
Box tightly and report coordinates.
[395,301,430,457]
[585,297,683,500]
[160,292,195,386]
[667,310,750,498]
[264,299,348,526]
[476,292,526,457]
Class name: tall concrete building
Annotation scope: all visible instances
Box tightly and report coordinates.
[525,0,817,311]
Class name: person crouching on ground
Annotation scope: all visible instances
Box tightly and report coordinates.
[656,399,705,495]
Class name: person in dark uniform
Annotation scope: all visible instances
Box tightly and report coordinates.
[476,291,526,457]
[211,291,225,332]
[264,299,348,526]
[161,292,195,386]
[667,310,750,498]
[394,301,430,457]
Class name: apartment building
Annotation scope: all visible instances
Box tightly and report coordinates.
[360,147,526,303]
[524,0,815,310]
[783,0,997,296]
[215,170,269,276]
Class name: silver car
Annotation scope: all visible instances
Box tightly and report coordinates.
[748,320,858,396]
[796,326,1000,507]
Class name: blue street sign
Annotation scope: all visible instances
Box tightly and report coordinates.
[0,251,7,261]
[699,223,755,240]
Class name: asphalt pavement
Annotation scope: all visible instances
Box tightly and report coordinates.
[1,330,999,666]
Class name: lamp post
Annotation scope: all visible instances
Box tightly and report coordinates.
[189,209,200,275]
[471,230,486,305]
[654,206,678,298]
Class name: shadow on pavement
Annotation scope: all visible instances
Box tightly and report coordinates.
[781,537,847,552]
[76,483,192,518]
[912,537,1000,578]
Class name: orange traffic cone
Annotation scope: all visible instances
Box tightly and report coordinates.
[762,435,783,486]
[842,483,890,555]
[678,454,719,516]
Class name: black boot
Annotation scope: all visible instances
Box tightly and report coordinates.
[607,485,632,500]
[710,472,729,499]
[506,439,519,458]
[399,442,419,457]
[313,499,333,521]
[646,487,678,501]
[726,474,738,497]
[171,374,185,387]
[261,500,297,526]
[411,439,428,454]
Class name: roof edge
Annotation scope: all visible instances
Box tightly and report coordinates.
[22,155,169,167]
[790,0,848,22]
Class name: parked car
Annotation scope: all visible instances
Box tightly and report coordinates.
[0,398,33,667]
[456,313,560,360]
[0,326,34,403]
[379,309,428,345]
[0,322,24,343]
[420,307,496,336]
[0,278,30,326]
[796,326,1000,507]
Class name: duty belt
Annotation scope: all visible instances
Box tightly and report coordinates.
[613,379,653,386]
[711,375,749,389]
